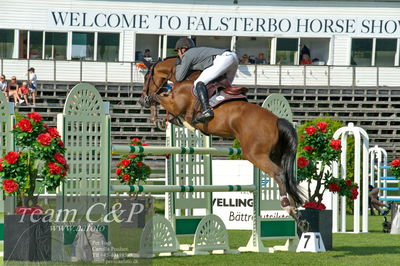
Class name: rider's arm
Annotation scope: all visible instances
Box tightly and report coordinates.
[370,187,379,197]
[175,54,192,82]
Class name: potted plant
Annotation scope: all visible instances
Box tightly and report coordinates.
[296,119,359,250]
[114,137,151,228]
[0,112,68,261]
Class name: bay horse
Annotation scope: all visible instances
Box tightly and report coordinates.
[139,57,308,231]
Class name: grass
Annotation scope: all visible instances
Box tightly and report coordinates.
[2,214,400,265]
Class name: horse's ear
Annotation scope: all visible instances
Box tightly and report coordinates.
[142,60,152,68]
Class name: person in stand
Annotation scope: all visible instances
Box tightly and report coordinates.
[18,81,30,105]
[369,185,390,215]
[28,67,37,105]
[143,49,153,62]
[300,54,312,65]
[8,76,23,104]
[0,74,8,99]
[174,38,239,124]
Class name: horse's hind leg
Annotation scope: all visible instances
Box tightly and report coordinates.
[246,152,308,231]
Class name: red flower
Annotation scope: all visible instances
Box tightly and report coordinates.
[123,173,130,182]
[131,138,140,142]
[297,157,309,168]
[305,126,316,136]
[58,139,64,148]
[54,153,66,165]
[345,179,352,187]
[5,151,19,164]
[28,112,42,123]
[328,183,341,192]
[316,122,328,132]
[304,201,326,210]
[350,187,359,200]
[37,133,52,146]
[391,159,400,167]
[330,139,342,150]
[0,159,4,171]
[121,159,131,167]
[115,168,122,175]
[137,161,143,167]
[17,119,33,132]
[128,154,137,158]
[3,179,19,194]
[48,162,62,175]
[303,145,315,153]
[142,143,148,146]
[47,127,60,138]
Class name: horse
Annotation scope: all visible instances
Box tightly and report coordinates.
[139,57,309,231]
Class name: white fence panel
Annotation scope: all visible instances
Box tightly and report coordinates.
[82,62,106,82]
[355,67,377,87]
[379,68,400,87]
[55,61,81,82]
[2,60,29,81]
[329,66,353,86]
[281,66,303,86]
[108,63,132,83]
[32,60,55,81]
[256,65,280,86]
[234,65,255,85]
[305,66,329,86]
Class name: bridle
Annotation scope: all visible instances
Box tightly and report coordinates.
[143,61,174,105]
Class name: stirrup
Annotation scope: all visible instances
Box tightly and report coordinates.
[192,109,214,124]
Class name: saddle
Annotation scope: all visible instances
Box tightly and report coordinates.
[194,76,248,108]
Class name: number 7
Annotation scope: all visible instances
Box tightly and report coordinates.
[304,235,311,248]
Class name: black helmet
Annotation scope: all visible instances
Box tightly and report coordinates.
[175,38,195,50]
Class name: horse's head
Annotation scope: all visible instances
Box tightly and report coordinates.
[139,57,176,108]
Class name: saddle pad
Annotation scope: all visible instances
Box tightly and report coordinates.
[209,90,247,108]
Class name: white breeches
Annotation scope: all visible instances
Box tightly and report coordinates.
[194,51,239,87]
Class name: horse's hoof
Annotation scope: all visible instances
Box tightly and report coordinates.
[298,220,310,233]
[155,119,167,131]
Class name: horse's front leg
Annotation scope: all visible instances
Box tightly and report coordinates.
[149,104,167,131]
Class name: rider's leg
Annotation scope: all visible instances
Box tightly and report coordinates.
[193,81,214,123]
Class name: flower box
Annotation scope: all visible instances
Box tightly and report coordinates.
[298,209,333,250]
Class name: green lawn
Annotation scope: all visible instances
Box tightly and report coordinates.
[2,215,400,266]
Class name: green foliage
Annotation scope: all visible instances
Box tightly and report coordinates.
[228,139,245,160]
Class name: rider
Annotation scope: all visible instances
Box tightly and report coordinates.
[174,37,239,124]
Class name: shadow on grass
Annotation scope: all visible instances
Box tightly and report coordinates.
[332,245,400,257]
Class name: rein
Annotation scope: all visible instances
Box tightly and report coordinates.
[144,61,175,103]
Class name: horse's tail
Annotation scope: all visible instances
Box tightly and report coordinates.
[277,118,304,207]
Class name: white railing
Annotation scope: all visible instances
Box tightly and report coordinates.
[2,58,400,87]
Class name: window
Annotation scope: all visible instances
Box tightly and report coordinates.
[351,39,372,66]
[97,33,119,61]
[235,37,270,64]
[72,32,94,60]
[45,32,67,60]
[29,31,43,59]
[135,34,160,62]
[0,29,14,58]
[375,39,396,66]
[194,36,231,49]
[276,38,298,65]
[19,30,28,58]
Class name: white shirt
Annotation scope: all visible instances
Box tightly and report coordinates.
[0,81,7,91]
[29,73,37,87]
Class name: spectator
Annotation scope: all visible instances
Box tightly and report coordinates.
[143,49,153,62]
[312,58,321,65]
[18,81,30,105]
[369,185,390,215]
[240,54,250,64]
[28,67,37,105]
[255,52,267,64]
[300,54,312,65]
[0,74,8,99]
[8,76,24,104]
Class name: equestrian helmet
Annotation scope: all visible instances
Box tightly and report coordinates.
[175,38,195,50]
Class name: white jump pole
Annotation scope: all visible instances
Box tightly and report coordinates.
[369,145,388,199]
[332,123,369,233]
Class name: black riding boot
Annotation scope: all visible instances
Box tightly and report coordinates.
[193,82,214,124]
